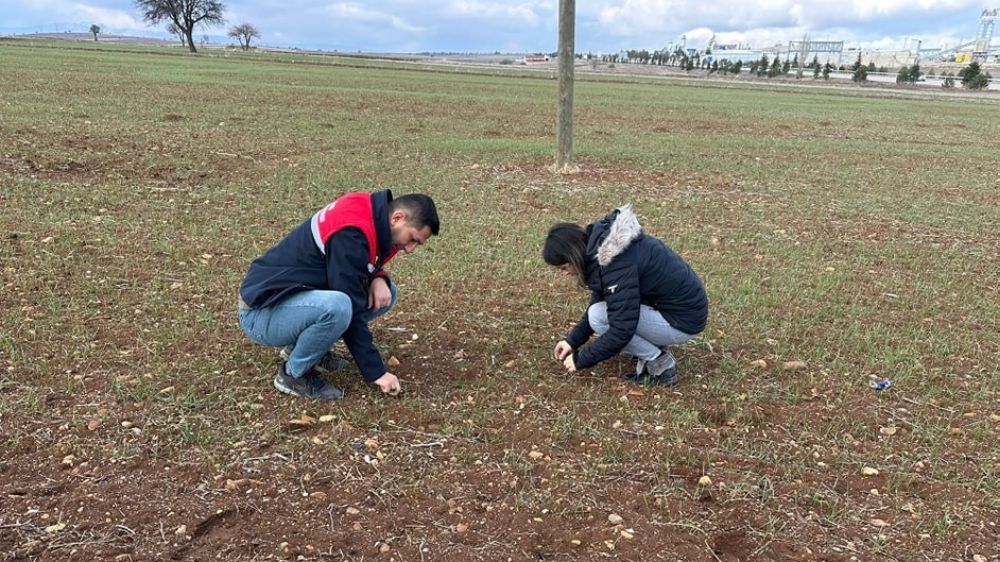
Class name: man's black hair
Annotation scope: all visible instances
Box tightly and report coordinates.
[390,193,440,235]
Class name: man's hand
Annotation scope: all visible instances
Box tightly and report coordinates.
[368,277,392,310]
[374,372,401,395]
[554,340,572,361]
[562,354,577,373]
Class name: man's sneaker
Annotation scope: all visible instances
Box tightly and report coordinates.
[280,347,351,374]
[273,363,344,400]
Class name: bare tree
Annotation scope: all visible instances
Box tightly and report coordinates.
[165,22,183,46]
[89,24,101,41]
[228,23,260,51]
[135,0,225,53]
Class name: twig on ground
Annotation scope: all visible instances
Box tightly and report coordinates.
[409,440,447,448]
[901,395,956,414]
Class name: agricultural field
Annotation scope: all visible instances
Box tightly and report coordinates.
[0,40,997,561]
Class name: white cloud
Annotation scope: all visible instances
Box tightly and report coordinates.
[322,2,426,32]
[593,0,989,50]
[597,0,985,32]
[448,1,546,26]
[72,3,144,30]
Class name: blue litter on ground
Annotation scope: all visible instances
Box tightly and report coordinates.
[869,378,893,391]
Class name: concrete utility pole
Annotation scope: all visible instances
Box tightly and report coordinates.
[556,0,575,171]
[796,34,810,79]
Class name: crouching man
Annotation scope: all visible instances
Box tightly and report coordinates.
[238,190,439,400]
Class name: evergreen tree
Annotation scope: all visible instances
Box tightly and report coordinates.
[959,62,991,89]
[850,52,862,72]
[768,56,781,77]
[896,65,911,83]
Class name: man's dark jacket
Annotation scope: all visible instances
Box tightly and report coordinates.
[240,190,396,382]
[566,205,708,370]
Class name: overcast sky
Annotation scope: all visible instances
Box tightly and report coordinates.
[3,1,995,53]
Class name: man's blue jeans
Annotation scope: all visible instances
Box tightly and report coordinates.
[239,282,397,377]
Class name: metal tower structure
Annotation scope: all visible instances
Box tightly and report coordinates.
[974,8,997,60]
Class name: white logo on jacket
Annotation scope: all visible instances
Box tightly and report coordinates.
[607,284,618,294]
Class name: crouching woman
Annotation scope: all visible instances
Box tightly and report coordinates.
[543,205,708,385]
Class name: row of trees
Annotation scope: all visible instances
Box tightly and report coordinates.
[597,47,992,90]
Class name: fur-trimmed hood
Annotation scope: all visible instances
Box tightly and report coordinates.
[590,204,643,267]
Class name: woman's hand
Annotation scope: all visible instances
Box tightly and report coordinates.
[553,340,572,361]
[562,354,577,372]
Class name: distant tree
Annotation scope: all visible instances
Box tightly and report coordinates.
[684,57,694,71]
[850,52,862,72]
[89,24,101,41]
[942,76,955,89]
[228,22,259,51]
[781,59,791,74]
[757,54,769,76]
[732,60,742,75]
[822,62,832,80]
[877,66,887,73]
[768,56,781,77]
[908,63,922,83]
[810,55,819,69]
[959,62,991,89]
[813,61,821,79]
[710,60,718,74]
[866,62,876,73]
[852,64,868,83]
[896,65,911,84]
[135,0,225,53]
